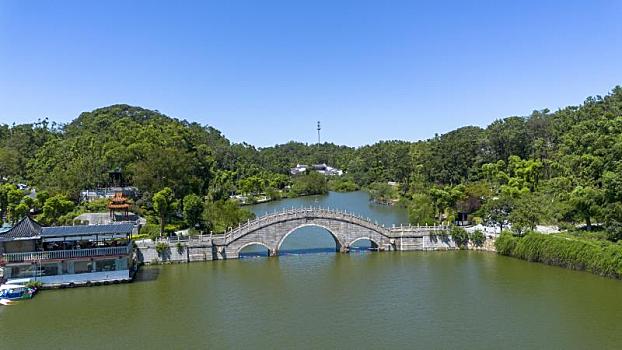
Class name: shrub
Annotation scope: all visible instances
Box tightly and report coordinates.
[451,226,469,248]
[85,198,111,212]
[470,230,486,247]
[558,222,575,231]
[164,224,178,235]
[25,280,44,289]
[328,178,359,192]
[471,216,483,225]
[155,242,169,255]
[495,231,518,255]
[140,223,161,240]
[495,231,622,279]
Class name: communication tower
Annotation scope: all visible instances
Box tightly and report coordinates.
[317,121,321,144]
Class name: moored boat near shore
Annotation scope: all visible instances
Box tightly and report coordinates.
[0,283,36,302]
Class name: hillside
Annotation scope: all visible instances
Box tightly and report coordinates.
[1,87,621,239]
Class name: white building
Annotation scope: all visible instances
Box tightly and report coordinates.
[290,163,343,176]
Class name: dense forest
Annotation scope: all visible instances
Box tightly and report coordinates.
[1,87,622,243]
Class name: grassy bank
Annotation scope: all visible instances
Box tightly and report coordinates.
[495,231,622,279]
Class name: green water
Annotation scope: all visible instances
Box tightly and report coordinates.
[1,192,621,349]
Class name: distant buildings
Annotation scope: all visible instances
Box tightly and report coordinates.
[79,168,139,203]
[79,187,139,203]
[290,163,343,176]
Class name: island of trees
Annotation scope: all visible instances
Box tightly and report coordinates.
[1,87,621,277]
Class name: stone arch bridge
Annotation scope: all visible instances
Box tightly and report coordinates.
[210,207,453,259]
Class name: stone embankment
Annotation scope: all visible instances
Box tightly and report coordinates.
[135,207,497,264]
[135,234,497,265]
[466,237,497,252]
[135,237,216,264]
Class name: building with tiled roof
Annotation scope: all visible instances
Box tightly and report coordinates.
[0,217,135,287]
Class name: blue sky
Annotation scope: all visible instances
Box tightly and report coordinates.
[1,0,621,146]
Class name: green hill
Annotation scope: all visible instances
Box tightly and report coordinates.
[1,87,622,239]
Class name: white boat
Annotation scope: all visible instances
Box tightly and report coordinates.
[0,283,37,302]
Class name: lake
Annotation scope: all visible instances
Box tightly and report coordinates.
[1,191,621,349]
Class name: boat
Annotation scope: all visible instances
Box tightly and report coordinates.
[0,284,37,302]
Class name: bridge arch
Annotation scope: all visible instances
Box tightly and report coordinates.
[237,241,272,256]
[348,236,380,249]
[217,207,396,259]
[275,223,345,254]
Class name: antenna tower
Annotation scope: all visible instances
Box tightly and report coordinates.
[317,121,321,144]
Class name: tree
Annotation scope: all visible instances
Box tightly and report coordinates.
[429,185,465,222]
[152,187,175,236]
[40,194,75,225]
[486,116,531,161]
[420,126,486,185]
[509,194,545,235]
[368,182,396,203]
[482,195,514,231]
[569,185,603,230]
[429,187,452,222]
[6,188,25,224]
[12,202,30,222]
[238,176,265,195]
[7,195,35,224]
[0,183,15,222]
[1,86,622,248]
[408,193,435,225]
[21,195,34,209]
[183,193,204,229]
[508,156,543,192]
[202,199,255,233]
[291,172,328,196]
[481,160,508,190]
[0,147,19,181]
[603,170,622,241]
[264,187,282,201]
[328,176,358,192]
[7,188,24,207]
[604,203,622,242]
[0,119,58,182]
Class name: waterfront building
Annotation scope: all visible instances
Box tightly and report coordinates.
[0,217,135,286]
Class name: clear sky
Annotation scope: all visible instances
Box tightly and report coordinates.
[1,1,621,147]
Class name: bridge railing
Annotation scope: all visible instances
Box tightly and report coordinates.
[146,208,453,245]
[388,223,452,231]
[2,244,132,263]
[220,206,420,243]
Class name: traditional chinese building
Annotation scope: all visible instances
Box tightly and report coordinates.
[107,192,131,219]
[0,217,135,286]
